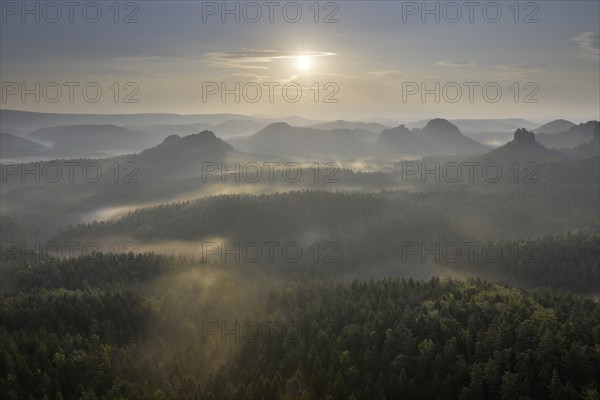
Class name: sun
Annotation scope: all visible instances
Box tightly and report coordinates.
[297,55,312,72]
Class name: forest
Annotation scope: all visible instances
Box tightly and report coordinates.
[2,157,599,399]
[2,250,599,400]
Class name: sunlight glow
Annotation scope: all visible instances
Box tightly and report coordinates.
[297,55,312,71]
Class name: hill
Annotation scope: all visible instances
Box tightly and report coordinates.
[536,121,599,149]
[0,109,272,132]
[0,132,51,159]
[404,118,540,146]
[406,118,538,132]
[533,119,576,134]
[117,130,237,179]
[479,128,566,164]
[377,119,489,157]
[0,110,323,133]
[228,122,369,158]
[376,125,431,156]
[124,119,270,143]
[2,256,599,400]
[308,119,389,134]
[567,123,600,159]
[26,124,150,157]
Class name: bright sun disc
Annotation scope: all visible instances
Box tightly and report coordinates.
[297,55,311,71]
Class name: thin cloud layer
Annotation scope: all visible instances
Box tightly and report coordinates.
[204,49,337,69]
[572,32,600,60]
[495,64,547,72]
[436,60,476,68]
[367,70,405,78]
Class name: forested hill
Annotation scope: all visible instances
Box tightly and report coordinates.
[1,260,599,400]
[60,187,599,243]
[209,278,600,400]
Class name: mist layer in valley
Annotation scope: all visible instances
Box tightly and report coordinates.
[2,111,599,400]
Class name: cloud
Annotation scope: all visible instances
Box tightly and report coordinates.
[494,64,548,79]
[491,63,547,80]
[367,69,405,78]
[116,55,163,62]
[204,49,337,69]
[436,60,476,67]
[572,32,600,60]
[496,63,548,71]
[215,72,270,81]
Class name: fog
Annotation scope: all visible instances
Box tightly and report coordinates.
[2,115,599,399]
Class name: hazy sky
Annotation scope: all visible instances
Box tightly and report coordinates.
[1,0,599,122]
